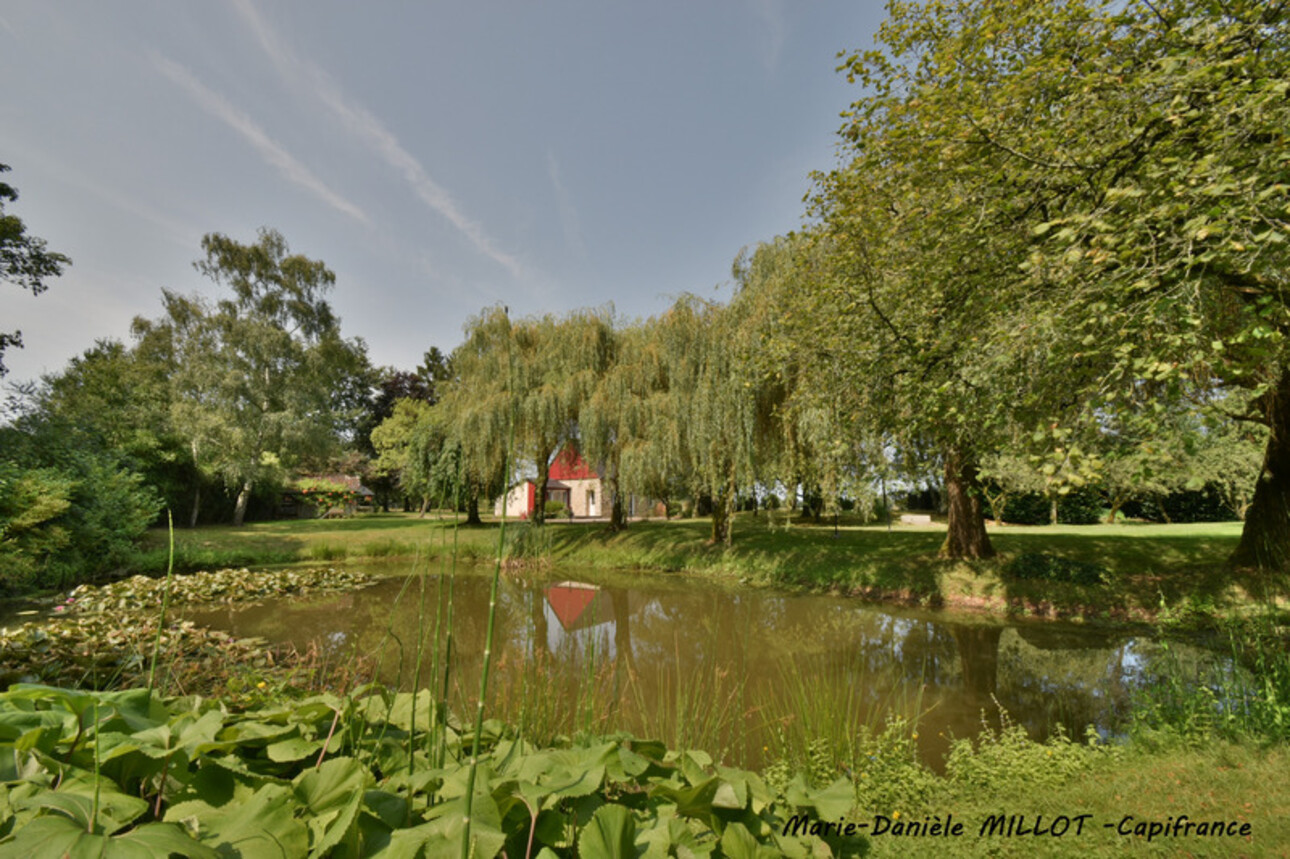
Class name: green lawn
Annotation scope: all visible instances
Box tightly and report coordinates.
[139,512,1284,622]
[863,740,1290,858]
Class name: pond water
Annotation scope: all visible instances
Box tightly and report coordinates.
[186,561,1229,769]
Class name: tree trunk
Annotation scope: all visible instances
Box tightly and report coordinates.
[189,484,201,528]
[710,494,731,545]
[939,447,995,559]
[232,479,253,527]
[1049,495,1059,526]
[608,466,627,533]
[188,439,202,528]
[465,486,483,526]
[710,470,736,546]
[1232,368,1290,571]
[533,447,553,526]
[951,624,1002,701]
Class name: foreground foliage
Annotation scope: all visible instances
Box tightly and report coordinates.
[0,684,861,857]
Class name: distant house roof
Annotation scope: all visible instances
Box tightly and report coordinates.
[549,446,597,480]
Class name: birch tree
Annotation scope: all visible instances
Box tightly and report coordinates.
[134,229,370,526]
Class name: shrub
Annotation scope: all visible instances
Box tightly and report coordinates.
[543,499,567,519]
[296,478,358,518]
[1004,552,1110,585]
[0,452,160,592]
[999,487,1103,525]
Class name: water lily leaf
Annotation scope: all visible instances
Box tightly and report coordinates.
[383,692,434,733]
[218,719,296,745]
[649,776,722,824]
[0,747,43,783]
[165,783,308,858]
[578,803,639,859]
[363,789,408,830]
[0,816,218,859]
[267,735,321,763]
[711,780,742,810]
[532,808,572,850]
[636,810,715,858]
[380,792,506,859]
[680,750,712,784]
[785,776,854,821]
[717,766,771,813]
[0,707,75,744]
[719,821,780,859]
[15,780,149,834]
[612,745,652,779]
[293,756,366,857]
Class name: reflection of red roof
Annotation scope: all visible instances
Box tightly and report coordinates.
[550,447,597,480]
[546,581,613,631]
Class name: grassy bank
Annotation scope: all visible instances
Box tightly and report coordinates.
[140,513,1285,623]
[4,533,1288,855]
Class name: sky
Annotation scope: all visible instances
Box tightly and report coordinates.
[1,1,885,386]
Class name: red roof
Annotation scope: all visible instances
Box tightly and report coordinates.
[549,446,597,480]
[546,581,612,630]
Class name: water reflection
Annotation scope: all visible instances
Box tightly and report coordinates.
[186,564,1228,768]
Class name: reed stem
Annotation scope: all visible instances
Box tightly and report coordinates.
[146,509,175,691]
[462,317,516,858]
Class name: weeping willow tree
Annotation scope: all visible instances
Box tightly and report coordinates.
[579,319,634,531]
[509,309,614,525]
[445,306,614,525]
[638,295,778,545]
[440,307,514,524]
[729,234,874,522]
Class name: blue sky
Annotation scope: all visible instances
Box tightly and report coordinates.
[1,1,885,385]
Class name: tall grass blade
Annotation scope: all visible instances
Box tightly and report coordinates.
[146,509,176,691]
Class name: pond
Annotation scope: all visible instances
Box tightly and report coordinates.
[186,561,1229,770]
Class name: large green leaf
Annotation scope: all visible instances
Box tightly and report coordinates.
[784,776,854,821]
[292,756,366,858]
[375,792,506,859]
[0,816,218,859]
[577,804,639,859]
[14,778,149,835]
[164,783,308,858]
[719,821,781,859]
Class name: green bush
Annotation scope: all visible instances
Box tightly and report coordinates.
[1004,552,1110,585]
[543,499,567,519]
[296,478,358,518]
[0,452,160,592]
[999,487,1103,525]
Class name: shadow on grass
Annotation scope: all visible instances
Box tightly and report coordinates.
[540,517,1282,621]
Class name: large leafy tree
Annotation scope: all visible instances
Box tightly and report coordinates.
[1,163,70,376]
[815,0,1290,568]
[134,229,371,526]
[807,91,1044,557]
[34,339,197,517]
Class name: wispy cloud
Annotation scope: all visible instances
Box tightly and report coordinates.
[229,0,526,279]
[0,138,200,249]
[750,0,786,72]
[151,53,369,225]
[546,150,586,259]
